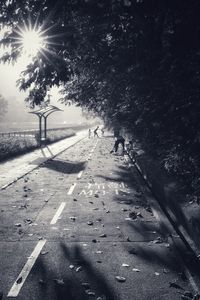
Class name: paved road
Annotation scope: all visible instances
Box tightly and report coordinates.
[0,133,196,299]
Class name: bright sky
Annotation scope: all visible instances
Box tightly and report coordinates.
[0,59,87,125]
[0,28,92,126]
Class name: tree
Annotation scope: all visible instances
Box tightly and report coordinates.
[1,0,200,194]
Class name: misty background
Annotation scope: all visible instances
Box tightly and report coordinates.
[0,59,93,132]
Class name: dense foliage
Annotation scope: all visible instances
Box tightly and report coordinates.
[1,0,200,196]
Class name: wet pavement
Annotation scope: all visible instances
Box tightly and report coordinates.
[0,133,197,299]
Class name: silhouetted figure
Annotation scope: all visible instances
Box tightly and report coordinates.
[88,128,91,138]
[101,128,104,137]
[94,126,99,137]
[110,135,125,154]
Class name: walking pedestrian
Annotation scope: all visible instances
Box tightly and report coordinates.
[101,128,104,137]
[88,129,92,138]
[94,126,99,138]
[110,135,125,154]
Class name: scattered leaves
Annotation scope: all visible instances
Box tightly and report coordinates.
[115,276,126,282]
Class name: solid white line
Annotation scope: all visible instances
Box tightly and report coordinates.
[7,240,46,297]
[50,202,66,225]
[67,183,77,195]
[77,170,83,179]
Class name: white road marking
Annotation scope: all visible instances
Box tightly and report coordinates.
[7,240,46,298]
[50,202,66,225]
[77,170,83,179]
[67,183,77,195]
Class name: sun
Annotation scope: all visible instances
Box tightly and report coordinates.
[21,29,44,56]
[21,29,44,57]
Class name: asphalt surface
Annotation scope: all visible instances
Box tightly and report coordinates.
[0,133,196,300]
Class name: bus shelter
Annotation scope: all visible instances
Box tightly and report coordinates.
[29,105,63,145]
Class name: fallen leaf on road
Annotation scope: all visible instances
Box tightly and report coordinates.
[115,276,126,282]
[87,221,94,226]
[132,268,140,272]
[54,279,65,286]
[99,234,107,238]
[129,211,137,220]
[16,277,23,284]
[85,289,95,296]
[152,237,164,244]
[169,282,184,290]
[96,296,107,300]
[136,212,143,218]
[69,264,75,270]
[94,194,99,198]
[122,263,130,268]
[76,266,82,272]
[24,219,33,224]
[122,208,128,212]
[39,279,46,285]
[41,251,49,255]
[19,204,28,209]
[18,229,23,235]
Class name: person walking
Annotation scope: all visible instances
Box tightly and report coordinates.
[110,135,125,154]
[94,126,99,138]
[88,128,92,138]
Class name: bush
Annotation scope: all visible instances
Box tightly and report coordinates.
[0,129,75,162]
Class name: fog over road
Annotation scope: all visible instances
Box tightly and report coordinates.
[0,132,196,300]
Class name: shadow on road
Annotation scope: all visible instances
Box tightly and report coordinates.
[32,243,117,300]
[107,160,200,284]
[41,159,86,174]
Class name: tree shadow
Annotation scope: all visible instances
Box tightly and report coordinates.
[31,243,117,300]
[98,161,200,281]
[41,159,86,174]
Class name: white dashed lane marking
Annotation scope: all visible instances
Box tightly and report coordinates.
[50,202,66,225]
[77,170,83,179]
[67,183,77,195]
[7,240,46,297]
